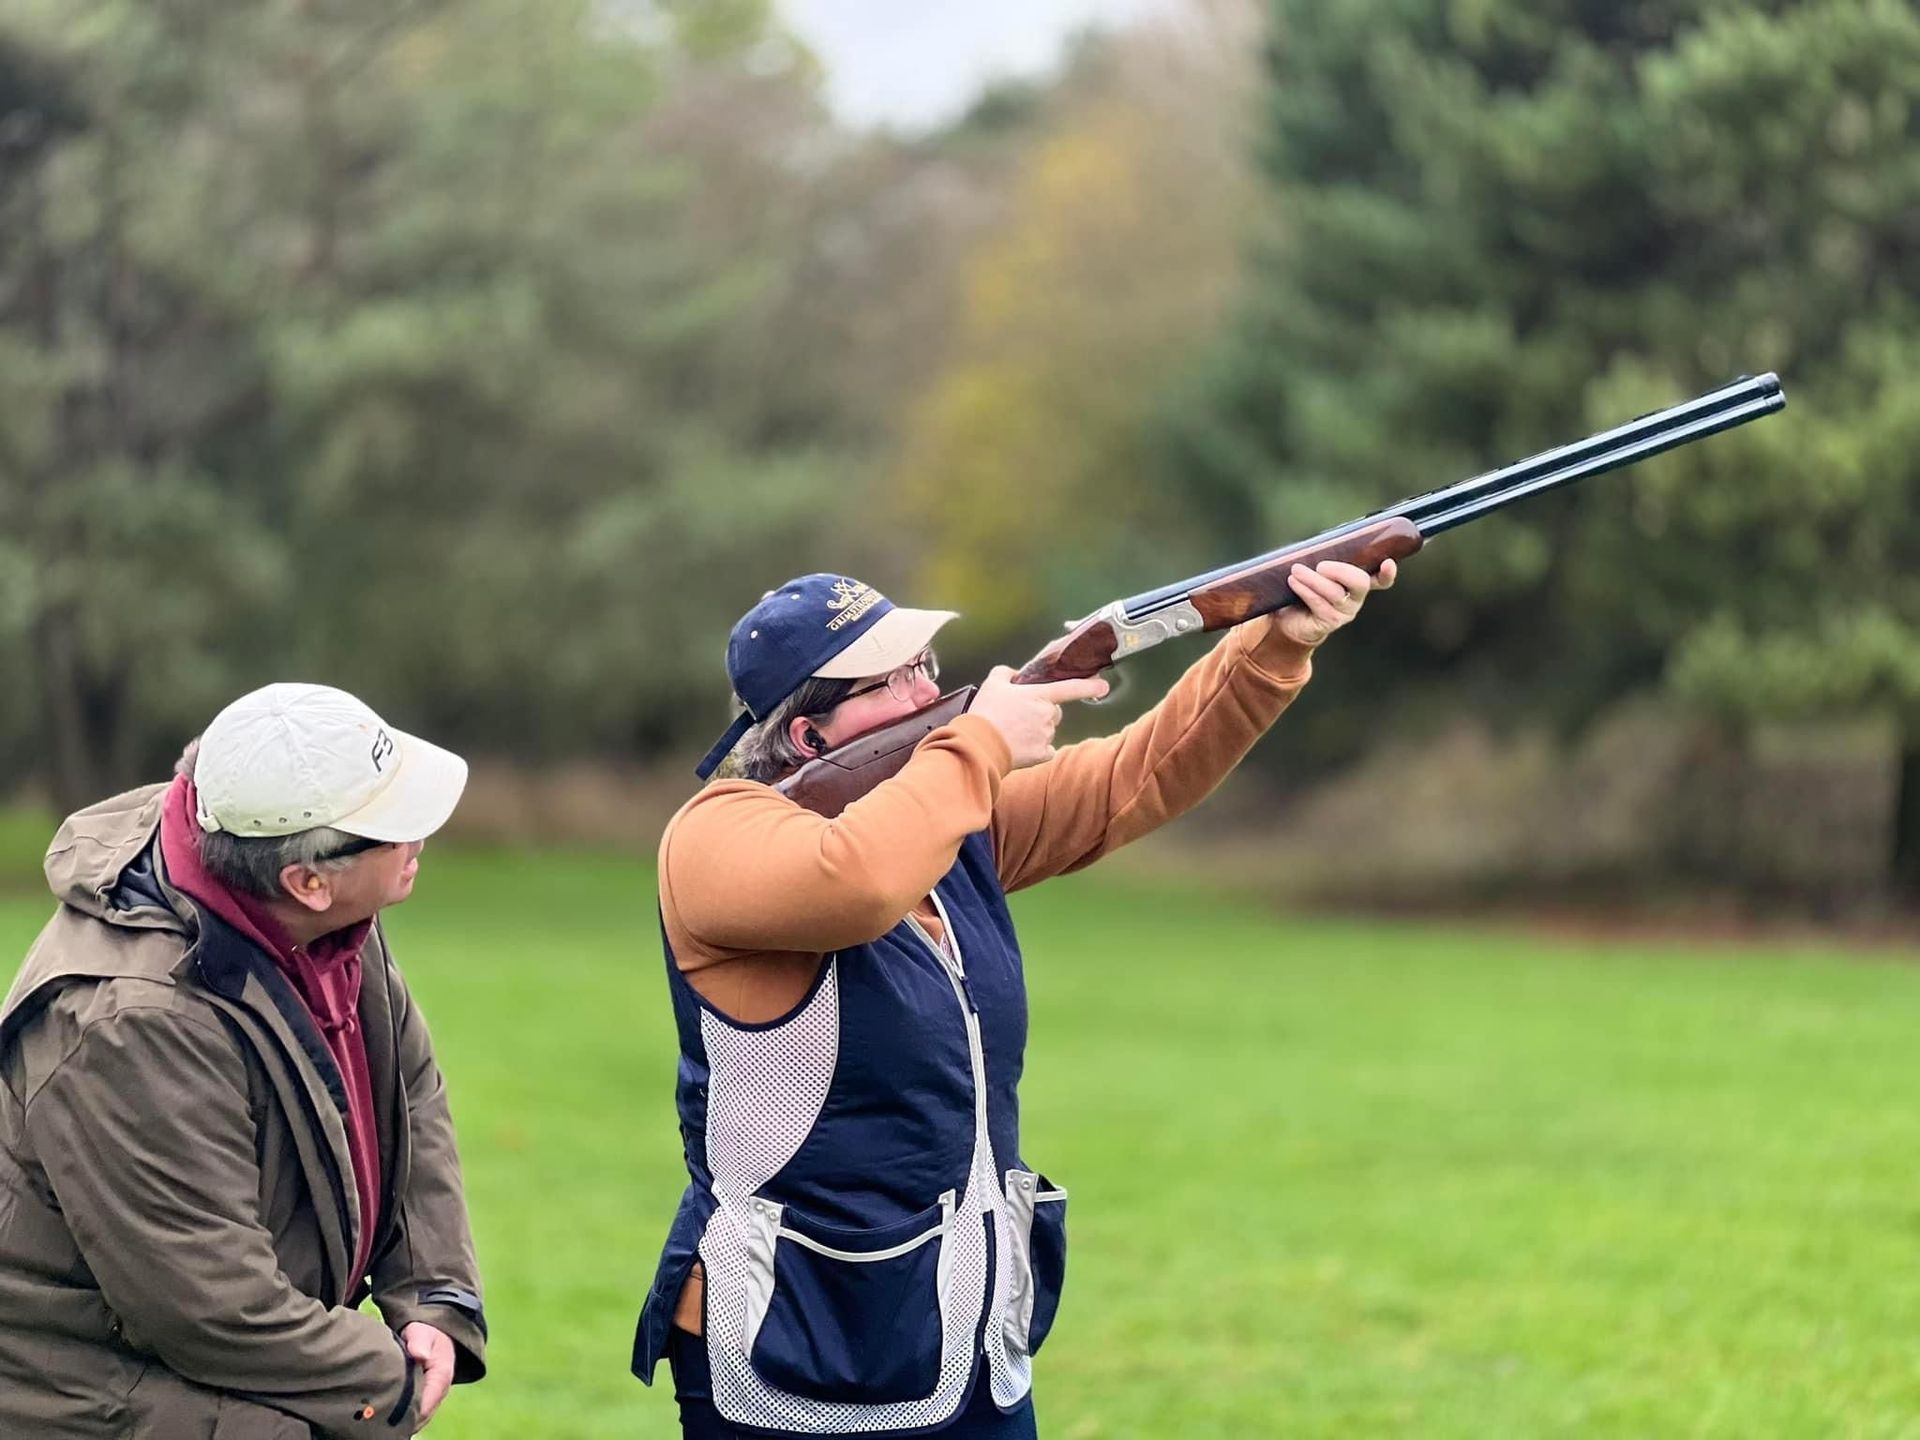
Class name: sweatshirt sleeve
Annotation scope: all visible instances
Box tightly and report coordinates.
[661,713,1015,964]
[25,1007,423,1439]
[990,617,1316,893]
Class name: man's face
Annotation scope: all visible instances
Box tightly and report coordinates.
[281,839,426,930]
[332,839,426,919]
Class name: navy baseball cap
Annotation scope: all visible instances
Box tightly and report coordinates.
[695,574,957,779]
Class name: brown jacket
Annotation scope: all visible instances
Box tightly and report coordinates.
[0,786,486,1439]
[661,618,1317,1329]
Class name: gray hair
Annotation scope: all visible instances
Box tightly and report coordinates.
[174,737,363,901]
[719,675,859,784]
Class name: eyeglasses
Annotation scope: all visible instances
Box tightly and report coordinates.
[318,835,394,861]
[839,650,940,706]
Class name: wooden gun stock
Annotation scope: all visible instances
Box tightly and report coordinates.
[1014,617,1122,685]
[1186,515,1423,627]
[775,687,978,817]
[1016,517,1422,684]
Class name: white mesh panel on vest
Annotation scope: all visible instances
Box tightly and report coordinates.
[982,1194,1029,1405]
[701,963,840,1199]
[696,959,996,1432]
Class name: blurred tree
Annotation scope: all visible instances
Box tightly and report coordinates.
[199,0,861,759]
[1173,0,1920,894]
[1637,4,1920,897]
[893,1,1265,668]
[0,6,285,808]
[0,0,872,797]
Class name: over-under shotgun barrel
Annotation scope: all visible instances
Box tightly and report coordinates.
[1121,373,1784,618]
[1416,377,1782,534]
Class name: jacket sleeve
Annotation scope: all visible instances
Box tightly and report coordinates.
[367,967,487,1383]
[22,1005,422,1440]
[990,617,1316,893]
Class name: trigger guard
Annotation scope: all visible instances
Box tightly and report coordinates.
[1082,670,1125,706]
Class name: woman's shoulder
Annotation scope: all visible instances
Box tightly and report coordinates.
[658,777,796,867]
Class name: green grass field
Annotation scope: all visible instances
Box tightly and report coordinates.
[4,840,1919,1437]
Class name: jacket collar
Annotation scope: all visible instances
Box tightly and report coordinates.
[192,908,350,1117]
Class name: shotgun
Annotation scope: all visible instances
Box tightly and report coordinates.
[778,373,1786,817]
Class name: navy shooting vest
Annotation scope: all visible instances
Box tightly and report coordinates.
[632,831,1069,1434]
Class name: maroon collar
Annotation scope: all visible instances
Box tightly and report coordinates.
[158,776,371,1032]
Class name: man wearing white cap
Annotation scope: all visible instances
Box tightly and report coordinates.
[0,683,486,1438]
[635,563,1389,1438]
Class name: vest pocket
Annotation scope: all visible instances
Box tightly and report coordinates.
[1003,1169,1069,1361]
[744,1190,954,1404]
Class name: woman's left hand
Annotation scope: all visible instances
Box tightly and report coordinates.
[1270,558,1396,649]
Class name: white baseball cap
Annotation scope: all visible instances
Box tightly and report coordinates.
[193,683,468,842]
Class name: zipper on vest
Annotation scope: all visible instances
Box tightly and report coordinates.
[915,895,991,1140]
[905,910,978,1014]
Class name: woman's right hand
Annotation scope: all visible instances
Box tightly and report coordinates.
[969,667,1110,769]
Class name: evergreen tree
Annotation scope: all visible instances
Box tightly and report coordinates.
[0,4,284,805]
[0,0,846,799]
[1174,0,1919,894]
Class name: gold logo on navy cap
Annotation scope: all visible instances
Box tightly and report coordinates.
[825,578,883,631]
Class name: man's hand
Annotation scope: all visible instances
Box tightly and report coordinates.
[401,1322,455,1429]
[1274,558,1396,648]
[972,668,1110,768]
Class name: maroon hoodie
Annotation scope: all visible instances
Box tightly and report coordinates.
[158,775,384,1287]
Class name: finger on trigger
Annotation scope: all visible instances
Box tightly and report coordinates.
[1037,677,1108,703]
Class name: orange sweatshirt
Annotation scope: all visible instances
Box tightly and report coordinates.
[658,615,1317,1332]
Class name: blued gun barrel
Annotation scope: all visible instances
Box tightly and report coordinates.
[1122,373,1784,618]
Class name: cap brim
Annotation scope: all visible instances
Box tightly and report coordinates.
[329,728,469,843]
[812,606,958,680]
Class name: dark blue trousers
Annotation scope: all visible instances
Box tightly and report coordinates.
[669,1330,1039,1439]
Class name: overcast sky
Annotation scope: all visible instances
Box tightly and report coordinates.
[779,0,1166,130]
